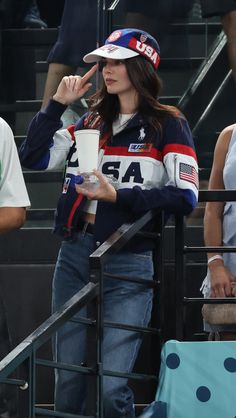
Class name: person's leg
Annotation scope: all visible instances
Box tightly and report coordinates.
[52,232,95,415]
[41,63,76,109]
[102,251,154,418]
[42,0,97,109]
[221,10,236,83]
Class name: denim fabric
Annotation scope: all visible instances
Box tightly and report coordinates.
[52,231,154,417]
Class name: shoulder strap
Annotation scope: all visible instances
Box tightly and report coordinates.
[99,131,111,149]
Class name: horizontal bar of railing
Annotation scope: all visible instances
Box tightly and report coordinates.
[89,210,159,268]
[34,407,92,418]
[0,283,98,380]
[103,369,157,381]
[184,246,236,253]
[69,317,95,326]
[104,321,160,335]
[198,189,236,201]
[136,231,160,239]
[35,358,158,382]
[103,272,157,287]
[36,359,94,375]
[0,377,28,387]
[184,297,236,304]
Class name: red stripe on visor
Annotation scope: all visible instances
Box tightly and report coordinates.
[128,38,160,69]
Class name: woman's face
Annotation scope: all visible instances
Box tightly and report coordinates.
[102,58,136,97]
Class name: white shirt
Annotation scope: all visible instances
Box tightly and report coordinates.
[112,113,136,135]
[0,117,30,207]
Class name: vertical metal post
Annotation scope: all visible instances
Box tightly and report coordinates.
[96,0,101,48]
[28,350,36,418]
[96,0,108,89]
[96,264,104,418]
[86,264,104,418]
[157,211,166,343]
[175,215,185,341]
[96,0,109,48]
[150,213,164,386]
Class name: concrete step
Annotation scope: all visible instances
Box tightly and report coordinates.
[14,100,41,135]
[0,224,205,263]
[1,29,58,102]
[22,169,63,209]
[0,228,61,263]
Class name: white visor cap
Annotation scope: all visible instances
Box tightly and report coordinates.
[83,44,139,63]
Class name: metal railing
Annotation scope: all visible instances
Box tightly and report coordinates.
[2,189,235,414]
[0,209,163,417]
[176,189,236,340]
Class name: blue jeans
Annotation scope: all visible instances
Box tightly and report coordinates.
[52,231,154,417]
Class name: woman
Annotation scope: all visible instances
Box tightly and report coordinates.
[201,124,236,339]
[20,28,198,417]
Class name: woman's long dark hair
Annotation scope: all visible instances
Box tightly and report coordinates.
[88,55,180,134]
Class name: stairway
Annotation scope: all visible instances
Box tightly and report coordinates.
[0,7,233,415]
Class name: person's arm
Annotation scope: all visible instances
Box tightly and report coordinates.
[204,124,236,297]
[0,117,30,233]
[20,66,98,170]
[0,207,26,233]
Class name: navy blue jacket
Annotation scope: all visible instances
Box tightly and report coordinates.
[20,99,198,251]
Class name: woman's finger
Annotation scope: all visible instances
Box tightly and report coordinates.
[93,169,108,184]
[81,64,98,83]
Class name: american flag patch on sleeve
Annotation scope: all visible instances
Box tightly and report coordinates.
[179,162,198,188]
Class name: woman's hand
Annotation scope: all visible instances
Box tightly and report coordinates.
[75,170,117,203]
[53,64,98,105]
[209,263,235,297]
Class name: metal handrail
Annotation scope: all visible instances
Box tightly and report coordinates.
[178,30,228,132]
[178,31,227,108]
[0,283,98,380]
[176,189,236,340]
[89,210,157,267]
[0,209,162,417]
[192,70,232,135]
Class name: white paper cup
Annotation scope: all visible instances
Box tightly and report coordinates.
[74,129,100,174]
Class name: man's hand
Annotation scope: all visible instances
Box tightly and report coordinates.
[53,64,98,105]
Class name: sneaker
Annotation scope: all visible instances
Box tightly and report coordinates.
[23,1,47,28]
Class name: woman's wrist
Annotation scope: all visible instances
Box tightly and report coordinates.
[208,254,223,265]
[52,94,69,106]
